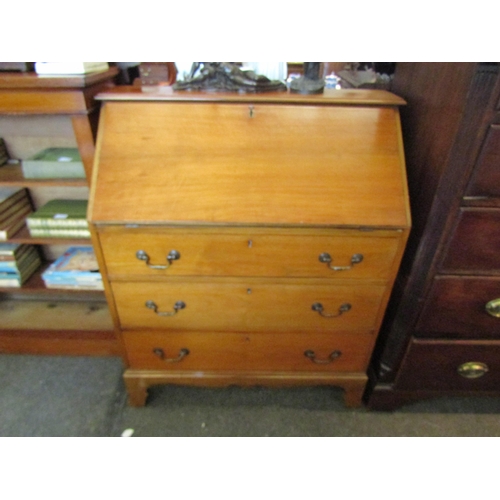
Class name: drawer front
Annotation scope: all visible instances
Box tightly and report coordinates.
[112,281,386,333]
[440,208,500,274]
[465,125,500,199]
[122,330,373,372]
[396,339,500,391]
[99,228,400,280]
[415,276,500,339]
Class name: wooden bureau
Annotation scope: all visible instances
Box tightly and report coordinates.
[88,87,410,407]
[366,63,500,410]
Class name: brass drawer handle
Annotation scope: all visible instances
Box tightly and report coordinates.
[485,298,500,318]
[153,347,190,363]
[146,300,186,316]
[458,361,489,379]
[312,302,351,318]
[136,249,180,269]
[319,252,363,271]
[304,350,342,364]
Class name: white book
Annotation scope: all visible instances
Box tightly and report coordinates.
[35,62,109,75]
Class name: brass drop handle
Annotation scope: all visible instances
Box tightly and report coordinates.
[146,300,186,316]
[312,302,351,318]
[458,361,489,379]
[485,298,500,318]
[319,252,363,271]
[136,249,180,269]
[153,348,190,363]
[304,350,342,364]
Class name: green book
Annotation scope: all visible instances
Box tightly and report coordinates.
[22,148,86,179]
[26,199,89,230]
[28,228,91,238]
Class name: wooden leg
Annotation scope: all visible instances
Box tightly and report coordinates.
[124,374,149,407]
[342,381,367,408]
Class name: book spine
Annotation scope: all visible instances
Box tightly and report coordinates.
[0,278,21,287]
[43,283,104,290]
[22,162,85,179]
[28,228,91,238]
[0,217,26,240]
[0,262,20,272]
[26,219,89,229]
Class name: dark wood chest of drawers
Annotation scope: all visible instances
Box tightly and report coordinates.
[88,88,410,407]
[366,63,500,409]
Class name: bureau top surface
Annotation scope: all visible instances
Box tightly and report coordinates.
[96,86,407,107]
[89,92,411,228]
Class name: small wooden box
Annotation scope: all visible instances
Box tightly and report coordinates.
[139,62,177,86]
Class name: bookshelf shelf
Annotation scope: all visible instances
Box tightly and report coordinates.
[0,69,119,356]
[0,164,88,187]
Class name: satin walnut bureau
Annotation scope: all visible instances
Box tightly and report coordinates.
[88,87,410,407]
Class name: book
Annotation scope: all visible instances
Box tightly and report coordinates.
[0,251,42,287]
[0,246,38,272]
[0,198,31,226]
[0,243,32,261]
[42,247,103,290]
[35,62,109,75]
[0,138,9,167]
[27,228,91,238]
[0,243,24,257]
[26,199,88,229]
[21,147,86,179]
[0,187,29,211]
[0,204,32,240]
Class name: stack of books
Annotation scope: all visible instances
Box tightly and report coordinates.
[0,243,42,287]
[0,187,32,240]
[35,62,109,75]
[42,247,103,290]
[22,147,86,179]
[26,199,90,238]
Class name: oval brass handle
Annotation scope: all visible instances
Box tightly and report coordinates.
[304,350,342,364]
[312,302,351,318]
[146,300,186,316]
[485,298,500,318]
[136,249,180,269]
[457,361,489,379]
[153,347,190,363]
[319,252,363,271]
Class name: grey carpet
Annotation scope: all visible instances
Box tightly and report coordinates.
[0,354,124,437]
[1,354,500,437]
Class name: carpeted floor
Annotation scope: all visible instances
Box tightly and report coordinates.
[1,354,500,437]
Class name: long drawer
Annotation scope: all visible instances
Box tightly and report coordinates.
[396,339,500,391]
[122,330,374,372]
[439,208,500,274]
[98,226,400,281]
[415,276,500,339]
[111,280,386,333]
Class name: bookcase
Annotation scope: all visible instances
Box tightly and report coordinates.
[0,69,120,356]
